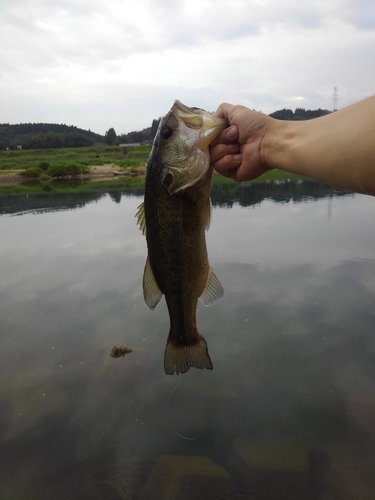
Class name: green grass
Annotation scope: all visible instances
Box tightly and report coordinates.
[0,145,306,201]
[21,167,45,178]
[0,145,152,172]
[212,169,304,184]
[0,146,304,183]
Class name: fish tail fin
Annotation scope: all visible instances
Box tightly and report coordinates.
[164,331,213,375]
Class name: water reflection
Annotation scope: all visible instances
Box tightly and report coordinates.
[0,179,375,499]
[0,177,352,215]
[211,178,353,208]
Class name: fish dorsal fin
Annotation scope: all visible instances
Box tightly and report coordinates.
[205,197,212,231]
[143,256,163,310]
[199,267,224,305]
[136,202,146,236]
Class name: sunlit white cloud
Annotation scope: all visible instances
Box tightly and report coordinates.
[0,0,374,134]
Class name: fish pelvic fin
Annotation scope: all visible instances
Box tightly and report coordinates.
[164,331,213,375]
[143,256,163,310]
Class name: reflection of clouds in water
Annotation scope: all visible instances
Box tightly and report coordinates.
[199,256,375,447]
[208,190,375,268]
[209,258,375,358]
[1,188,375,498]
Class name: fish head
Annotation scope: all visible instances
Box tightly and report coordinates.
[152,100,227,194]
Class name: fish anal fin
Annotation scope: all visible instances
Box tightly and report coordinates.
[136,202,147,236]
[164,332,213,375]
[143,256,163,310]
[199,267,224,306]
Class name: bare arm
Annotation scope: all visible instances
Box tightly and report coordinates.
[210,97,375,196]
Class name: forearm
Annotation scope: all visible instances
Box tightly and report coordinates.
[264,97,375,195]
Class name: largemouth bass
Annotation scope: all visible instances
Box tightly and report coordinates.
[136,100,226,375]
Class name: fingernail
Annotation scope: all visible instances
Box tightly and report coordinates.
[226,126,237,140]
[227,143,238,151]
[233,154,242,162]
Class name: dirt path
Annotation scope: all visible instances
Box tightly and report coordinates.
[88,164,121,176]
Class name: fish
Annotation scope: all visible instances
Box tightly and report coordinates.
[136,100,226,375]
[110,345,133,358]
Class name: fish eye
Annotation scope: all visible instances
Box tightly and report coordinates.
[161,127,173,140]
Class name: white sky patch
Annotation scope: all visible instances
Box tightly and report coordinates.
[35,78,56,85]
[0,0,374,134]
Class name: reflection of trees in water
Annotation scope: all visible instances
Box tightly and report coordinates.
[0,182,144,215]
[211,179,354,208]
[0,179,354,216]
[1,192,99,215]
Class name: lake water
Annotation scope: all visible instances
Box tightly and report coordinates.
[1,179,375,499]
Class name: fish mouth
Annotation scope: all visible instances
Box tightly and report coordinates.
[172,100,227,150]
[156,100,227,195]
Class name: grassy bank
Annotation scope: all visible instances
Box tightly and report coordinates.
[0,144,306,198]
[0,145,152,176]
[0,145,304,182]
[0,171,305,200]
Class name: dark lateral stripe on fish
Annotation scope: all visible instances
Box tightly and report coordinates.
[164,332,213,375]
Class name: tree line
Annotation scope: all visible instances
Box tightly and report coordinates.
[0,123,103,150]
[0,109,330,150]
[115,119,160,145]
[269,108,331,120]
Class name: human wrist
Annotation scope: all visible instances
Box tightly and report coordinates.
[261,118,294,172]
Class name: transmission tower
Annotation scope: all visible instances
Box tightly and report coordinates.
[332,87,338,112]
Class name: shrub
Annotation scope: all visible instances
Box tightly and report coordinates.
[22,167,44,178]
[38,161,50,171]
[47,163,88,177]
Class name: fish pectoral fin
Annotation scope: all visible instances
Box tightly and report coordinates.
[199,267,224,306]
[164,332,213,375]
[143,256,163,310]
[135,202,147,236]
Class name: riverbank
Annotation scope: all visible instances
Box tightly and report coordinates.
[0,163,147,185]
[0,163,304,186]
[0,144,306,187]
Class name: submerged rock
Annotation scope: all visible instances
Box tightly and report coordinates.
[142,455,231,500]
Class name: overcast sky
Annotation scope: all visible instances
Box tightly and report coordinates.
[1,0,374,135]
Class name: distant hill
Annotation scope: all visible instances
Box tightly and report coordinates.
[269,108,331,120]
[0,109,332,150]
[0,123,104,150]
[0,121,160,150]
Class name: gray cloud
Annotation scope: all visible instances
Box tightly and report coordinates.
[1,0,374,133]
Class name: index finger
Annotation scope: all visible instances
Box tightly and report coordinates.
[213,102,234,120]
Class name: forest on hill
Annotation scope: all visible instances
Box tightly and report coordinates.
[269,108,331,120]
[0,108,331,150]
[0,123,103,151]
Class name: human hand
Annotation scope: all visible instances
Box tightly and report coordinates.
[210,103,275,182]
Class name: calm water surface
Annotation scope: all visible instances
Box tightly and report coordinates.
[1,180,375,499]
